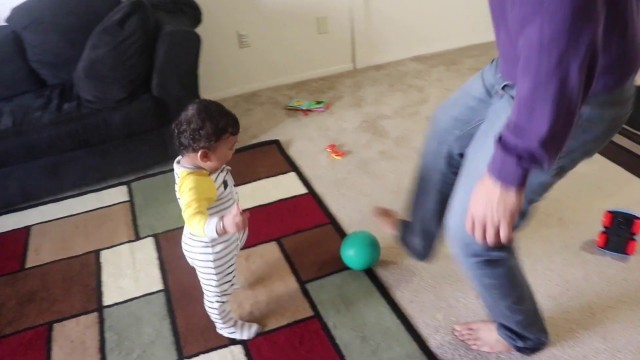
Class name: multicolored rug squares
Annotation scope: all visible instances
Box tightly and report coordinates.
[236,172,307,209]
[130,173,182,238]
[228,144,292,185]
[230,242,314,331]
[307,271,427,359]
[99,237,164,306]
[0,140,434,360]
[192,345,246,360]
[0,325,48,360]
[243,194,330,248]
[0,254,98,337]
[27,203,135,267]
[103,292,177,360]
[247,318,341,360]
[0,228,28,276]
[281,225,346,282]
[156,229,231,356]
[0,186,130,233]
[51,313,100,360]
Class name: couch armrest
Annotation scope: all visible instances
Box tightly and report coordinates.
[151,19,201,120]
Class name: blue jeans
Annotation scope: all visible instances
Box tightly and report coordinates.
[401,59,635,354]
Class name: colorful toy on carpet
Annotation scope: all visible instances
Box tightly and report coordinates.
[286,99,329,115]
[340,231,381,270]
[325,144,345,159]
[597,209,639,256]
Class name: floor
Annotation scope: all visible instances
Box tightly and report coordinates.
[11,42,640,359]
[219,42,640,359]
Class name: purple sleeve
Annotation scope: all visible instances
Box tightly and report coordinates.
[488,2,601,188]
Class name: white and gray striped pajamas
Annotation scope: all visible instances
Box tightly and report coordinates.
[174,159,260,340]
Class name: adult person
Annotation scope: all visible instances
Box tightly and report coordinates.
[374,1,640,355]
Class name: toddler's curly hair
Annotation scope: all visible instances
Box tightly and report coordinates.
[172,99,240,154]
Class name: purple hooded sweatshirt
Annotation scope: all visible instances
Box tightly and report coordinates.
[487,0,640,187]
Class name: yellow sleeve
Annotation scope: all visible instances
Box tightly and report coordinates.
[177,170,218,237]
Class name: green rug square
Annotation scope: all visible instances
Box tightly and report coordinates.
[307,271,428,360]
[103,292,177,360]
[130,172,182,238]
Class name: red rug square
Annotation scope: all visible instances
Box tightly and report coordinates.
[0,228,28,276]
[248,318,340,360]
[244,194,330,248]
[0,325,49,360]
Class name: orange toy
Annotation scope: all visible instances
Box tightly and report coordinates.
[326,144,345,159]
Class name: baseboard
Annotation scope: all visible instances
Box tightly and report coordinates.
[355,41,497,69]
[205,64,354,100]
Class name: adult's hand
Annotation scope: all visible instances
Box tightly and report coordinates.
[466,173,524,247]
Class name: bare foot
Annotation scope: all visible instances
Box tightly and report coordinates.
[453,321,514,353]
[373,207,400,237]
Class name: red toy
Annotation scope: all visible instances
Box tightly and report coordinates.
[326,144,345,159]
[596,209,639,256]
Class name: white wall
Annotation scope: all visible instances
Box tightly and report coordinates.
[196,0,494,99]
[352,0,495,68]
[0,0,26,24]
[195,0,354,99]
[3,0,495,99]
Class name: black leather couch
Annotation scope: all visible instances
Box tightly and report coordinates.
[0,0,201,211]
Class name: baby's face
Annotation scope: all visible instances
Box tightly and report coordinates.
[200,135,238,172]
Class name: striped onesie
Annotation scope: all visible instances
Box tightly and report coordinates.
[173,157,260,339]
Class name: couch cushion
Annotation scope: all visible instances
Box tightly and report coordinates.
[0,85,166,167]
[6,0,120,85]
[74,0,158,109]
[0,25,44,99]
[145,0,202,27]
[0,126,173,211]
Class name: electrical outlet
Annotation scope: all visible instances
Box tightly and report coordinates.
[316,17,329,35]
[237,31,250,49]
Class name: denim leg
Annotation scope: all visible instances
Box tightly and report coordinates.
[520,81,636,222]
[400,59,502,260]
[443,81,636,355]
[442,91,548,355]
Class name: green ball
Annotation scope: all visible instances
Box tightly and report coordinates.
[340,231,381,270]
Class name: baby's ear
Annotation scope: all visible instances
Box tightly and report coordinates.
[197,149,211,163]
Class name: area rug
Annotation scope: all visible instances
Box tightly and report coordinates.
[604,126,640,178]
[0,140,437,360]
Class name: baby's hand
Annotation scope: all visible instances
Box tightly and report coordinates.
[221,204,249,234]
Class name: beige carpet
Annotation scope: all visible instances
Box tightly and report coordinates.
[220,42,640,359]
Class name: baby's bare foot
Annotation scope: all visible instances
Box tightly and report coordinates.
[373,207,401,237]
[453,321,514,353]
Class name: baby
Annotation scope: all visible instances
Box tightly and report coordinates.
[171,99,261,340]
